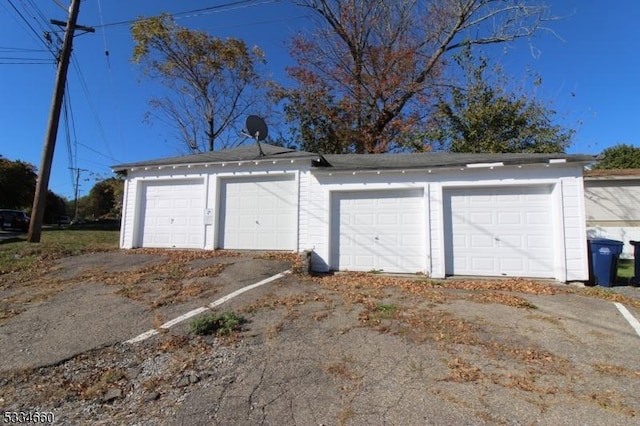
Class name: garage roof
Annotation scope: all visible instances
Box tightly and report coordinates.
[112,143,323,172]
[112,143,595,172]
[318,152,596,171]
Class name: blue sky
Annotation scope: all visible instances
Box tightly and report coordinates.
[1,1,639,199]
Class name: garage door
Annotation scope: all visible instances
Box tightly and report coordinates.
[331,189,425,273]
[139,179,205,249]
[443,186,554,278]
[219,175,297,250]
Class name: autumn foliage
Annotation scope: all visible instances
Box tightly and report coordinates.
[274,0,551,154]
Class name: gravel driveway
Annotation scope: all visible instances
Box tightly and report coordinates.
[1,250,640,425]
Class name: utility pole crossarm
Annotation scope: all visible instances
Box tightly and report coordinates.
[50,19,95,33]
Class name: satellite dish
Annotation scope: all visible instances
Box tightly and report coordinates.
[246,115,268,141]
[245,115,268,156]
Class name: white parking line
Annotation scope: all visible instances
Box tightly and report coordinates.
[125,270,291,344]
[614,302,640,338]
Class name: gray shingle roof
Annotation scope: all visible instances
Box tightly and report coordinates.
[318,152,596,171]
[112,143,322,171]
[112,143,595,172]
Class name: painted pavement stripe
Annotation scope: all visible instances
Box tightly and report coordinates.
[125,270,291,344]
[614,302,640,338]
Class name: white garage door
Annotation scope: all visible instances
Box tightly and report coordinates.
[219,175,297,250]
[444,186,554,278]
[139,179,205,249]
[331,189,426,273]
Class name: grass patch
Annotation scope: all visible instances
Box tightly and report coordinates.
[375,303,397,314]
[189,311,246,336]
[617,259,634,280]
[0,229,119,274]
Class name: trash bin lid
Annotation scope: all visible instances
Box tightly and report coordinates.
[588,238,624,246]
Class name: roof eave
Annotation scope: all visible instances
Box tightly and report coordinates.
[112,154,324,173]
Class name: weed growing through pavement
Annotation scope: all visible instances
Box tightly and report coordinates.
[189,311,246,336]
[374,303,397,319]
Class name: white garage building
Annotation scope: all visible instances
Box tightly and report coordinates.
[113,144,594,282]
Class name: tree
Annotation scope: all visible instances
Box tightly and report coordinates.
[86,178,124,218]
[426,51,573,153]
[0,157,37,209]
[131,14,267,152]
[44,190,67,224]
[274,0,553,154]
[592,144,640,170]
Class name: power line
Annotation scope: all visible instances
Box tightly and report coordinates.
[0,46,50,52]
[92,0,280,28]
[69,56,115,162]
[5,0,58,58]
[0,60,55,65]
[62,86,77,191]
[76,141,121,164]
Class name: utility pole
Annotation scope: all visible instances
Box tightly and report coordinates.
[28,0,93,242]
[69,167,90,222]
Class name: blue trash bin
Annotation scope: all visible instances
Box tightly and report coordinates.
[587,239,624,287]
[630,241,640,287]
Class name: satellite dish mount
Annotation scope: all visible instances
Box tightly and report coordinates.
[244,115,269,157]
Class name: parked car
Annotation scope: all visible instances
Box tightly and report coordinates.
[0,209,30,232]
[54,215,71,226]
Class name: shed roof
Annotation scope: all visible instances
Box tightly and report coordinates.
[112,143,595,173]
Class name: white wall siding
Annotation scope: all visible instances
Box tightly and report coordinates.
[585,180,640,222]
[585,178,640,259]
[429,182,445,278]
[561,176,589,281]
[307,172,331,271]
[297,170,311,253]
[120,178,140,249]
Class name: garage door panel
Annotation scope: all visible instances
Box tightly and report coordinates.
[471,234,493,248]
[527,236,549,248]
[500,258,524,271]
[471,212,493,225]
[498,212,522,225]
[472,257,495,271]
[332,189,425,273]
[139,180,204,249]
[444,186,553,278]
[219,175,296,250]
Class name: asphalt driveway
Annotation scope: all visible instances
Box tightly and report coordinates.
[1,250,640,425]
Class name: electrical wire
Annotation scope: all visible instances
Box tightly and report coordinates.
[62,87,77,191]
[97,0,125,161]
[5,0,50,50]
[92,0,280,28]
[70,56,116,162]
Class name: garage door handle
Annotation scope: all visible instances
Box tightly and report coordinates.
[374,236,379,241]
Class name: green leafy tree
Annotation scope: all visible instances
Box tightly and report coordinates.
[131,14,267,152]
[273,0,553,154]
[86,178,124,218]
[426,52,573,153]
[0,157,37,209]
[44,190,67,224]
[592,144,640,169]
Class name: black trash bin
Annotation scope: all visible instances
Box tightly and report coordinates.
[630,241,640,287]
[587,239,624,287]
